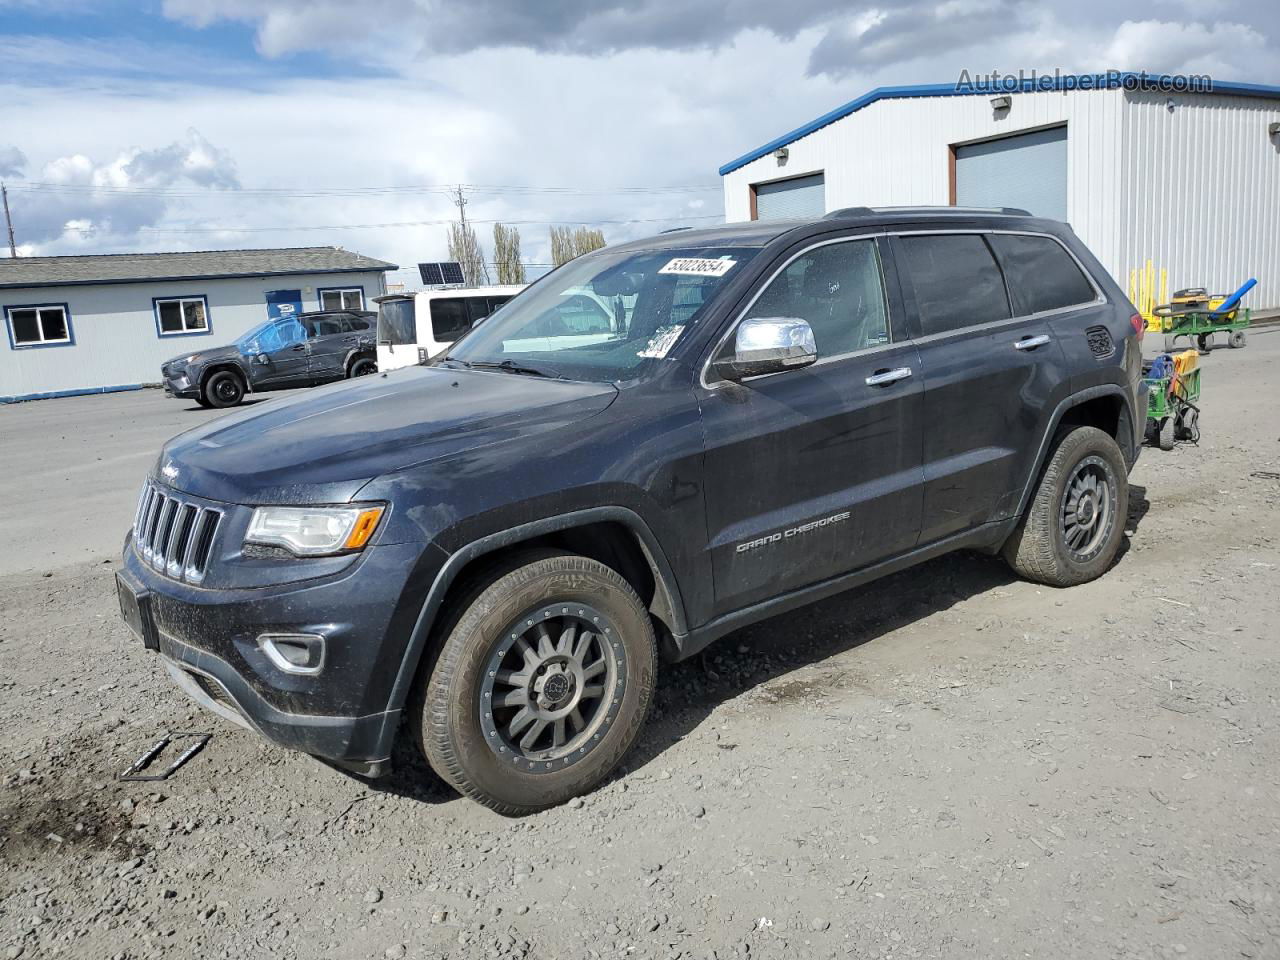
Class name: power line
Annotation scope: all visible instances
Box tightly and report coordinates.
[5,180,722,199]
[125,213,722,236]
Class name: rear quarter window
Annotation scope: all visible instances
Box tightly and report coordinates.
[988,234,1097,315]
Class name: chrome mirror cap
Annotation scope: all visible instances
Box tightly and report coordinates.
[717,317,817,380]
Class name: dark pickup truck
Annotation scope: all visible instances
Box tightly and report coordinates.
[118,207,1145,813]
[160,309,378,407]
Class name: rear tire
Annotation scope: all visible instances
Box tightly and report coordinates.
[1228,330,1246,349]
[1159,416,1176,451]
[417,553,657,815]
[1002,426,1128,587]
[204,370,245,408]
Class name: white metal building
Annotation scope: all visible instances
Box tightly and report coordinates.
[1,246,396,402]
[720,74,1280,309]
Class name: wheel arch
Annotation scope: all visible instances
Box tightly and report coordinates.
[199,362,248,395]
[1013,384,1136,519]
[374,507,688,758]
[344,348,376,374]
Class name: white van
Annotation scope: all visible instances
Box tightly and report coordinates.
[375,285,526,371]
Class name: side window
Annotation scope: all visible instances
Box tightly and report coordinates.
[897,234,1011,336]
[430,298,470,343]
[340,315,371,333]
[466,297,494,326]
[307,316,344,338]
[488,296,512,312]
[987,234,1096,315]
[743,239,889,359]
[555,294,612,334]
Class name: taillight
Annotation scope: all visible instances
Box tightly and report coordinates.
[1129,313,1145,341]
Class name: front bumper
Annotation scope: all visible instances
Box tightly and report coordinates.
[121,532,444,774]
[162,369,201,399]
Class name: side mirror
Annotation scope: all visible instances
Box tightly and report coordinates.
[256,353,270,364]
[714,317,817,381]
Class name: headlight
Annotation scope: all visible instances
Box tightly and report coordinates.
[184,354,201,364]
[245,504,385,557]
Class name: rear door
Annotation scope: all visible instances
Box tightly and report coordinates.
[892,231,1072,544]
[696,235,924,616]
[303,314,350,381]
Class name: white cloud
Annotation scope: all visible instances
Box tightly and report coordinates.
[1095,19,1268,76]
[5,129,239,246]
[0,144,26,177]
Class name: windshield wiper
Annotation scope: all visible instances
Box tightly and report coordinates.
[467,359,553,378]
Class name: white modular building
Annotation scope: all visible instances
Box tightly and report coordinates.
[719,73,1280,309]
[1,246,396,402]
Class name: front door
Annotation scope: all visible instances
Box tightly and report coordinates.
[697,236,924,616]
[891,232,1072,543]
[252,318,310,387]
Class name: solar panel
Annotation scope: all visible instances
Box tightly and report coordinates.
[440,262,465,285]
[418,262,444,285]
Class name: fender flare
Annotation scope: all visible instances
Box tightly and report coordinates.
[374,506,689,754]
[1013,383,1136,518]
[343,348,376,375]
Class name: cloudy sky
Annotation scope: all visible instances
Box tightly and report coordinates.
[1,0,1277,285]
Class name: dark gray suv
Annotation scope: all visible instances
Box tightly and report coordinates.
[120,207,1146,813]
[160,309,378,407]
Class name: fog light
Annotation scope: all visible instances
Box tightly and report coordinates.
[259,633,325,675]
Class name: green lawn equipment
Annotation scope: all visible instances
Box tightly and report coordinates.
[1143,353,1201,451]
[1153,278,1255,353]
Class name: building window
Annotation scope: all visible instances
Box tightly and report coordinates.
[318,287,364,310]
[5,303,74,348]
[153,296,211,337]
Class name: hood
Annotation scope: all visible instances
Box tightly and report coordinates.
[166,343,240,367]
[157,366,619,504]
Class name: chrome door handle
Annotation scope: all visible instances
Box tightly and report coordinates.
[1014,334,1051,350]
[865,366,913,386]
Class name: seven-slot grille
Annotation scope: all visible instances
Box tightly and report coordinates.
[133,479,222,583]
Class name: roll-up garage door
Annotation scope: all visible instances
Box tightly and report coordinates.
[754,173,826,220]
[955,126,1067,221]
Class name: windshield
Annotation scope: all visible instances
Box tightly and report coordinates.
[233,319,276,352]
[442,245,758,382]
[377,298,416,346]
[234,318,305,356]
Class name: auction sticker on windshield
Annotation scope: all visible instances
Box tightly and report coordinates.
[658,257,737,277]
[638,325,685,359]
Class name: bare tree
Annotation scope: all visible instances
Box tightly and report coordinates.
[572,227,606,257]
[549,226,575,267]
[492,223,526,285]
[549,225,607,267]
[447,221,490,286]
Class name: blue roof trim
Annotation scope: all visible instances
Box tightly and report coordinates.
[0,382,147,404]
[718,73,1280,175]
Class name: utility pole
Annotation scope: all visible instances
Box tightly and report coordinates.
[1,182,16,258]
[450,184,468,226]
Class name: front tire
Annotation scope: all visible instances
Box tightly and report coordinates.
[1002,426,1129,587]
[348,356,377,378]
[203,370,245,408]
[417,553,657,814]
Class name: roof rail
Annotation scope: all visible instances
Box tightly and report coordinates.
[874,204,1032,216]
[659,226,694,234]
[823,206,874,219]
[823,205,1032,220]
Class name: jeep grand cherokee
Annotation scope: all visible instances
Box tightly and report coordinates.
[118,207,1146,813]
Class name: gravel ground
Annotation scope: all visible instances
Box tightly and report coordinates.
[2,332,1279,960]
